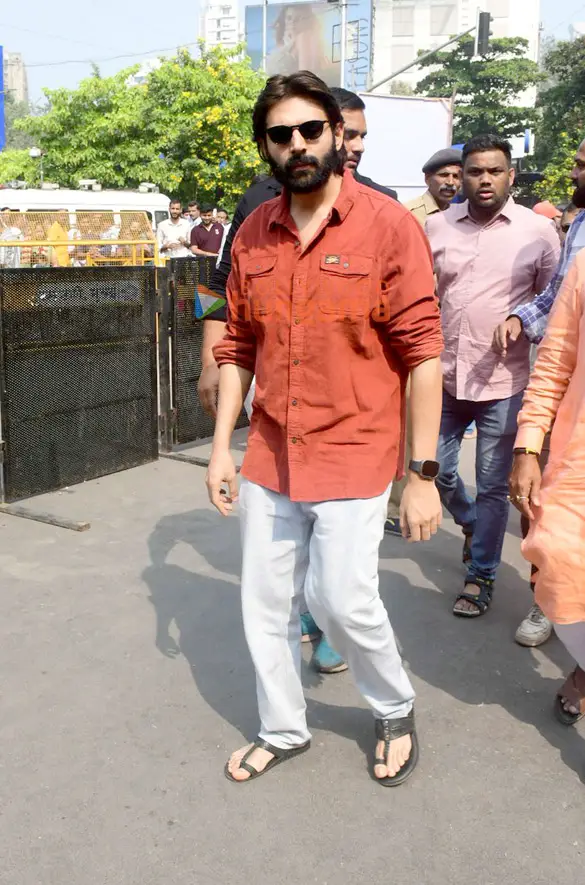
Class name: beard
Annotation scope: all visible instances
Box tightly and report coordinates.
[572,183,585,209]
[268,140,342,194]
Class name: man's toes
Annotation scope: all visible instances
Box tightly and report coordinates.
[227,744,253,778]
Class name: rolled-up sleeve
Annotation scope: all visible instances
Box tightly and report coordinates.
[212,245,257,372]
[382,210,443,367]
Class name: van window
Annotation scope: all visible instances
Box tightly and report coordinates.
[155,210,168,229]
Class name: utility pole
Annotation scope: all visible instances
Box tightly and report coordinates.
[339,0,347,88]
[368,10,493,94]
[368,26,475,92]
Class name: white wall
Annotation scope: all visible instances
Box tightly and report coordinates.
[358,93,451,201]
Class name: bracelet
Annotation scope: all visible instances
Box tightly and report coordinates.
[513,447,540,456]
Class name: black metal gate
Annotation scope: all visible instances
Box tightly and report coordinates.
[170,257,224,445]
[0,267,158,502]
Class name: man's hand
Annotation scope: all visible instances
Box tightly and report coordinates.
[493,316,523,355]
[508,453,541,520]
[206,450,238,516]
[198,363,220,416]
[400,476,442,542]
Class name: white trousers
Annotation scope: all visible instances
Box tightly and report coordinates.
[239,479,415,749]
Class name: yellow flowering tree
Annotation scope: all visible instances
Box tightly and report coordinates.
[4,45,266,207]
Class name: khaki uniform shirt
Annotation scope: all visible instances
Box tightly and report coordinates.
[405,190,440,227]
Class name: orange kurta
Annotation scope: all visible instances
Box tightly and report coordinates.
[515,251,585,624]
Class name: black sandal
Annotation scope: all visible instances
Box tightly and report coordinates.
[554,666,585,726]
[224,738,310,783]
[374,709,419,787]
[453,577,494,618]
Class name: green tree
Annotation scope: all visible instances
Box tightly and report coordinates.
[388,80,415,97]
[0,148,37,186]
[534,37,585,170]
[2,46,266,205]
[4,92,35,150]
[416,35,544,143]
[535,131,576,204]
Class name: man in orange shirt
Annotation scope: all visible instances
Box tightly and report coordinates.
[206,73,444,787]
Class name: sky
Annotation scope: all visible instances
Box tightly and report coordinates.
[0,0,582,102]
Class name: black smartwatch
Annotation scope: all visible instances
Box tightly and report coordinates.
[408,459,440,480]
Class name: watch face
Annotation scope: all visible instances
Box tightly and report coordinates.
[421,460,440,479]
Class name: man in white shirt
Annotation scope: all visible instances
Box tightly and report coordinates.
[157,199,192,259]
[0,208,24,268]
[188,201,202,230]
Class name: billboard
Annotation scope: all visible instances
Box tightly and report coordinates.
[245,1,373,91]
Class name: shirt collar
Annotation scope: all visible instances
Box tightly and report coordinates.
[455,195,516,224]
[267,169,358,231]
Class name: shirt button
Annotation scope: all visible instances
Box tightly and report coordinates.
[293,359,300,366]
[294,240,300,247]
[291,437,298,444]
[294,318,300,325]
[292,399,298,406]
[343,262,349,268]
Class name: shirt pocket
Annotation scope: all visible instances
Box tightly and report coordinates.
[244,255,278,317]
[318,254,373,318]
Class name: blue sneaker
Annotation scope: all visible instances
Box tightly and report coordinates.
[384,517,402,537]
[312,636,348,673]
[301,611,322,643]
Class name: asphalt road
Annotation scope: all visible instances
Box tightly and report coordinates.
[1,438,584,885]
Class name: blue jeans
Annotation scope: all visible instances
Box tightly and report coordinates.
[436,389,524,584]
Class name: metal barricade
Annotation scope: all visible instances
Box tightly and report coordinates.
[0,266,158,502]
[169,256,223,445]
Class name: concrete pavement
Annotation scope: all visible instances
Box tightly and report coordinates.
[1,436,584,885]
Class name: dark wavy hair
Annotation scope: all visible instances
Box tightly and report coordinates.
[252,71,344,169]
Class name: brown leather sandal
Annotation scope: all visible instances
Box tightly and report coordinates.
[554,666,585,726]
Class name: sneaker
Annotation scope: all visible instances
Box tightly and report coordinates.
[300,611,322,643]
[312,636,348,673]
[384,517,402,537]
[515,603,553,647]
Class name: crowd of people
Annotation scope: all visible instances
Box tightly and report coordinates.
[189,70,585,788]
[156,200,231,262]
[0,209,155,267]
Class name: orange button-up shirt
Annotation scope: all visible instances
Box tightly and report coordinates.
[213,171,443,502]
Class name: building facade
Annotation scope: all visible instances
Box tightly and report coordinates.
[3,52,28,104]
[200,1,243,50]
[371,0,541,93]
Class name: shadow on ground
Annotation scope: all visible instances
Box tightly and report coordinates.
[142,508,585,783]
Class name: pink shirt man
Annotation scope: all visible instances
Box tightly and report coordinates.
[426,198,560,401]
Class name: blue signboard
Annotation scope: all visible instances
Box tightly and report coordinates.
[245,1,373,91]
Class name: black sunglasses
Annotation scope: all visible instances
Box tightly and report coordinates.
[265,120,330,145]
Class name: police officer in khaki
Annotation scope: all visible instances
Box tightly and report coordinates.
[405,148,463,226]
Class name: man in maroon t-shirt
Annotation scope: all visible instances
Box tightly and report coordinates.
[190,205,224,257]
